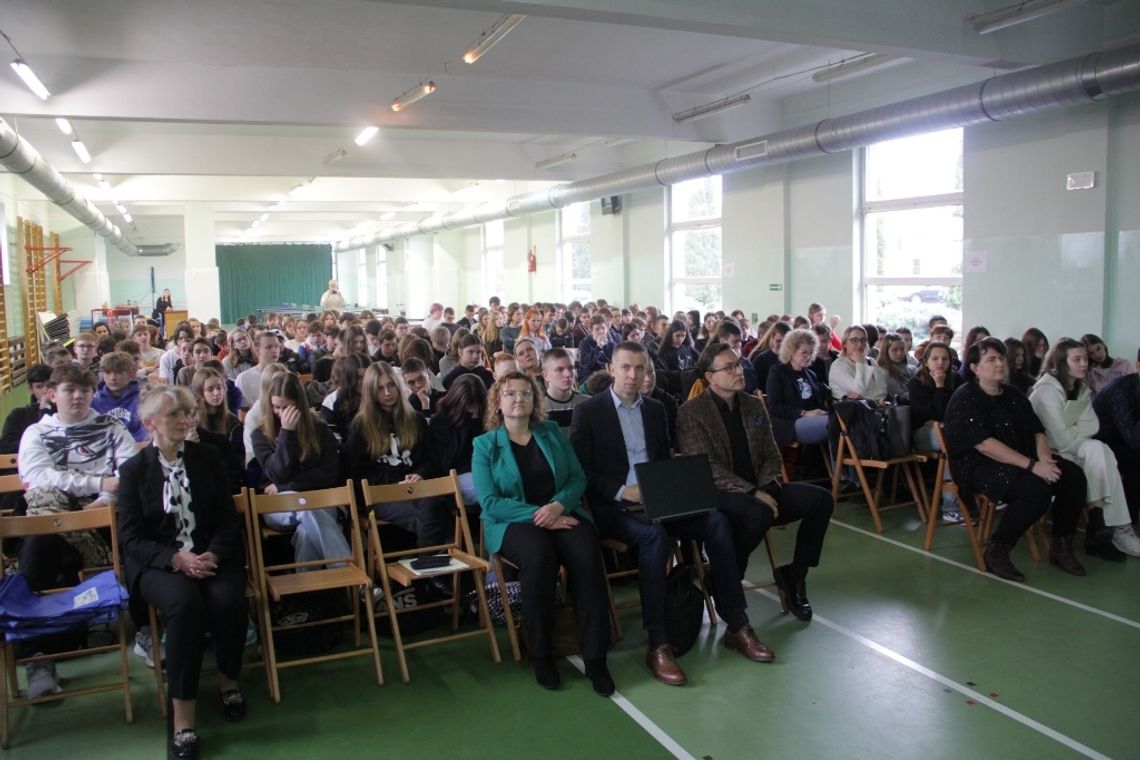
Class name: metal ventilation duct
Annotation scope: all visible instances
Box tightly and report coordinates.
[338,42,1140,252]
[0,119,139,256]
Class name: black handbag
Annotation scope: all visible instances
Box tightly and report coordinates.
[665,565,705,656]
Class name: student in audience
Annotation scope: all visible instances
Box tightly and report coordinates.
[765,329,830,448]
[1029,338,1140,557]
[345,362,445,545]
[472,371,613,695]
[117,385,248,759]
[93,351,147,443]
[519,308,552,352]
[251,373,348,564]
[810,323,837,383]
[222,330,256,381]
[694,312,718,352]
[957,326,991,382]
[907,341,963,518]
[0,363,53,453]
[677,342,834,627]
[132,324,164,377]
[878,332,915,400]
[501,307,523,353]
[372,328,401,366]
[284,320,307,352]
[829,325,888,402]
[1081,334,1135,396]
[296,321,323,367]
[514,337,543,380]
[714,320,760,394]
[160,327,195,383]
[541,348,586,434]
[318,353,368,440]
[235,332,282,411]
[1021,327,1049,378]
[442,334,495,389]
[427,327,450,373]
[192,366,244,474]
[575,316,613,381]
[638,360,678,449]
[492,352,518,380]
[17,364,138,699]
[403,357,445,418]
[942,337,1087,582]
[477,311,504,357]
[439,328,468,377]
[176,338,217,386]
[654,320,699,399]
[1093,350,1140,523]
[1004,338,1035,395]
[428,375,487,506]
[748,321,792,392]
[422,303,445,333]
[549,318,575,349]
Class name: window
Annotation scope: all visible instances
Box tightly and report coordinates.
[862,128,963,340]
[482,219,504,304]
[558,202,591,302]
[668,175,723,313]
[374,246,387,308]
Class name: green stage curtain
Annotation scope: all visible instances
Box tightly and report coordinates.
[216,243,332,324]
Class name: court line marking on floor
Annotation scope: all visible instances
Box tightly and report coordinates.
[565,654,697,760]
[748,587,1111,760]
[829,518,1140,632]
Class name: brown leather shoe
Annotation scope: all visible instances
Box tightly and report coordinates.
[723,625,774,663]
[646,645,687,686]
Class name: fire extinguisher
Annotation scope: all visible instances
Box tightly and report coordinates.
[527,247,537,273]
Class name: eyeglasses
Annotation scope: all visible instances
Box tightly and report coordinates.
[711,361,743,374]
[502,389,534,400]
[847,337,868,344]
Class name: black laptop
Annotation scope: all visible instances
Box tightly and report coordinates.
[633,454,719,523]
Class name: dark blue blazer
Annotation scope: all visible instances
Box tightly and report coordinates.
[569,390,671,505]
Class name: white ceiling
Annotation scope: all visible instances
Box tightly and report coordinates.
[1,0,1135,246]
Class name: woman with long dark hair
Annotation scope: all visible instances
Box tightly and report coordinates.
[319,353,369,441]
[1021,327,1049,379]
[653,319,698,399]
[428,374,488,506]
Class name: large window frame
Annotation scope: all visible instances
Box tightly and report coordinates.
[859,128,964,339]
[557,201,592,303]
[482,219,505,304]
[667,175,723,314]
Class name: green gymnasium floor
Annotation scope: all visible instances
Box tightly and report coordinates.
[4,496,1137,760]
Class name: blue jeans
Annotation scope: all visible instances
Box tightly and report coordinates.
[263,509,350,569]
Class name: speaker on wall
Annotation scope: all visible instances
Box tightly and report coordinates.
[600,195,622,215]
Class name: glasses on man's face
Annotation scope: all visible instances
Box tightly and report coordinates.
[711,361,742,374]
[502,389,534,400]
[76,343,97,351]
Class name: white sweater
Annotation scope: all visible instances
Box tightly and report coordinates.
[829,355,889,402]
[18,410,138,498]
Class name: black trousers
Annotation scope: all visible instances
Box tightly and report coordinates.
[371,497,451,548]
[499,521,610,660]
[715,483,835,579]
[137,563,247,700]
[1109,445,1140,523]
[992,458,1085,547]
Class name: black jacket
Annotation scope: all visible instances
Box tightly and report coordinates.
[765,362,829,447]
[117,442,244,592]
[569,390,671,505]
[343,412,437,486]
[428,413,483,475]
[907,374,964,429]
[251,419,341,492]
[0,402,51,453]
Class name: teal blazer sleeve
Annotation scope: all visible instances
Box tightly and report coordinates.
[472,422,588,554]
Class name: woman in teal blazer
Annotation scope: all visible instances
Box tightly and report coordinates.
[472,371,613,696]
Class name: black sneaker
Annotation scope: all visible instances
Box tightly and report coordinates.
[171,729,199,760]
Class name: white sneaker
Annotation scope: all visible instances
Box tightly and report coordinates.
[26,658,62,700]
[1110,525,1140,557]
[133,626,165,669]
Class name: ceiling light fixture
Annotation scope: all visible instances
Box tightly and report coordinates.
[970,0,1085,34]
[535,152,577,170]
[324,148,347,165]
[251,220,261,229]
[812,53,898,83]
[71,139,91,163]
[99,179,112,191]
[391,81,436,112]
[259,213,269,222]
[603,137,637,148]
[122,212,132,223]
[9,59,50,100]
[114,203,127,214]
[380,211,396,221]
[55,117,72,135]
[92,172,103,181]
[355,126,379,146]
[672,93,751,124]
[462,13,526,64]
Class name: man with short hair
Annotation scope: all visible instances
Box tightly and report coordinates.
[72,332,100,371]
[0,363,54,453]
[394,317,411,342]
[373,329,400,366]
[17,364,138,697]
[93,351,147,442]
[441,306,460,335]
[541,348,586,434]
[572,342,770,685]
[403,357,444,417]
[714,319,760,394]
[235,332,282,410]
[131,324,163,374]
[458,304,477,330]
[159,326,195,383]
[677,342,834,625]
[576,316,613,380]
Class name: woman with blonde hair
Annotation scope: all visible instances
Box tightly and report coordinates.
[829,325,889,402]
[221,330,255,380]
[344,361,444,547]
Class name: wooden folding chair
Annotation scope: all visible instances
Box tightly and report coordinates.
[248,482,382,702]
[361,472,500,684]
[740,532,790,614]
[0,455,18,472]
[148,489,272,715]
[830,413,928,533]
[0,507,133,748]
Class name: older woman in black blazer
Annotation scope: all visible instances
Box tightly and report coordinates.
[765,329,830,448]
[118,386,247,760]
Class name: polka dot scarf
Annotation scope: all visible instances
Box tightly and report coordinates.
[157,444,196,552]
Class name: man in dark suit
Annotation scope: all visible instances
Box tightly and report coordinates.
[677,342,834,623]
[571,341,773,687]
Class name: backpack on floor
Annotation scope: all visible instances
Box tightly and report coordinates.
[665,565,705,657]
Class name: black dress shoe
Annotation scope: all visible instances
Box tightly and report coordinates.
[984,542,1024,582]
[220,689,247,722]
[172,729,199,760]
[1085,529,1127,563]
[532,656,560,690]
[584,658,615,697]
[773,565,813,622]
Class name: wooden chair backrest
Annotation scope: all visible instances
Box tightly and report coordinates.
[0,474,22,494]
[0,454,17,471]
[362,471,473,558]
[247,481,364,574]
[0,506,122,578]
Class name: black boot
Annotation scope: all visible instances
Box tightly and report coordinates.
[532,656,560,690]
[773,564,812,622]
[584,658,615,697]
[1049,535,1087,576]
[983,542,1024,582]
[1083,508,1126,562]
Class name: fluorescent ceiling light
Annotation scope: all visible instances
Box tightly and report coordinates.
[672,93,751,124]
[812,53,897,83]
[535,152,577,170]
[251,220,261,229]
[355,126,379,146]
[55,117,73,135]
[114,203,127,214]
[970,0,1085,34]
[71,139,91,163]
[391,81,436,112]
[462,14,526,64]
[259,213,269,222]
[92,172,103,181]
[324,148,347,165]
[122,213,132,223]
[380,211,396,221]
[603,137,636,148]
[99,179,112,191]
[10,59,50,100]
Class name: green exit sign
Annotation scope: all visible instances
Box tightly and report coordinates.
[768,283,783,291]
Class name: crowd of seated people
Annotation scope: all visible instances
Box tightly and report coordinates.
[3,295,1138,756]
